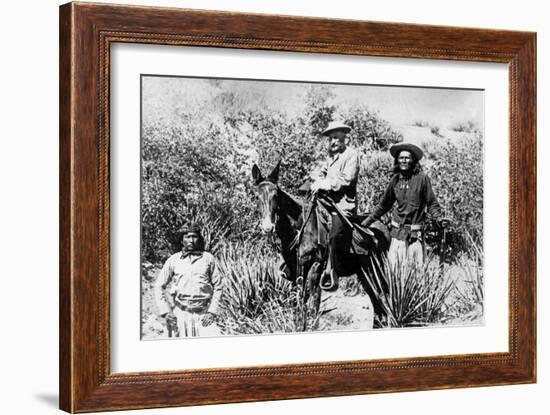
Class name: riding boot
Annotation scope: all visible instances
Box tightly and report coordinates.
[320,213,348,291]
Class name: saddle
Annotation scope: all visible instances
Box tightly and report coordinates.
[315,201,391,256]
[313,200,391,291]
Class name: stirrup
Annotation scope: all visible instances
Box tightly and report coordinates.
[320,268,339,292]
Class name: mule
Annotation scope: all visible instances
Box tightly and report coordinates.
[252,162,390,323]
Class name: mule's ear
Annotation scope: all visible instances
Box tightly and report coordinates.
[267,160,281,183]
[252,164,264,185]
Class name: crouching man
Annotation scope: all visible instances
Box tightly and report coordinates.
[154,222,222,337]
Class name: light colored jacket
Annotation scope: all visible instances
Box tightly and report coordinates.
[315,146,360,214]
[154,251,222,315]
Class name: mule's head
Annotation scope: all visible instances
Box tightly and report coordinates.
[252,162,281,234]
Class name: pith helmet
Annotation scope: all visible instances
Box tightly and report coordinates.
[321,121,352,136]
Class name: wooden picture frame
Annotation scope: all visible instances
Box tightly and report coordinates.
[59,2,536,412]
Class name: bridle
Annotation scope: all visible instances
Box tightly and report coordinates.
[257,180,279,231]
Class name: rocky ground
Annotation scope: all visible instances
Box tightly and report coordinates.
[316,279,374,332]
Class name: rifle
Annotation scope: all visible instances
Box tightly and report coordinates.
[166,316,179,338]
[439,226,447,276]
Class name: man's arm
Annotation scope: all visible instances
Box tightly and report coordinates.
[206,258,223,315]
[309,159,328,181]
[312,150,360,193]
[153,256,174,317]
[202,257,223,327]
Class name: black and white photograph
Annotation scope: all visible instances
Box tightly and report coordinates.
[140,75,484,339]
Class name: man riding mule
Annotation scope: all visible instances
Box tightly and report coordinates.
[309,121,360,291]
[251,122,390,321]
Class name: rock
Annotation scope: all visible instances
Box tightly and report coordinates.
[318,285,374,331]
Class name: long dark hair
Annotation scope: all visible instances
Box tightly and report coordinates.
[392,152,422,175]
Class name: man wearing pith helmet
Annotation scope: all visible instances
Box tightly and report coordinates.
[362,142,449,268]
[310,120,360,290]
[154,222,223,337]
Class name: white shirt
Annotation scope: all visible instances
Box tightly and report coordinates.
[154,251,222,315]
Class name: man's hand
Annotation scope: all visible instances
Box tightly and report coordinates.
[361,216,375,228]
[311,179,331,193]
[309,164,327,181]
[201,312,217,327]
[440,218,451,229]
[164,311,177,327]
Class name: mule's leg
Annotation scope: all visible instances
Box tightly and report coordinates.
[305,261,322,315]
[358,255,389,326]
[299,261,322,332]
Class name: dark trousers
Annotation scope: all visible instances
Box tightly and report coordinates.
[329,212,352,275]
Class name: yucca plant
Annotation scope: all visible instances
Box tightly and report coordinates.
[361,254,456,328]
[217,242,322,335]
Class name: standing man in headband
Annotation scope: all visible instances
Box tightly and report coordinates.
[154,222,223,337]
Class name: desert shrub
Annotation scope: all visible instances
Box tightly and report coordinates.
[423,132,484,259]
[141,122,258,262]
[450,120,479,133]
[342,106,403,151]
[357,150,395,214]
[413,120,430,128]
[412,120,443,138]
[233,110,326,189]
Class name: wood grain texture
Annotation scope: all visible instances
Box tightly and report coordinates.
[59,3,73,411]
[59,2,537,412]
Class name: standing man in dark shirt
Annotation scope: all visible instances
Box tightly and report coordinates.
[362,143,449,268]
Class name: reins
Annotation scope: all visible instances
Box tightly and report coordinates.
[288,195,316,251]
